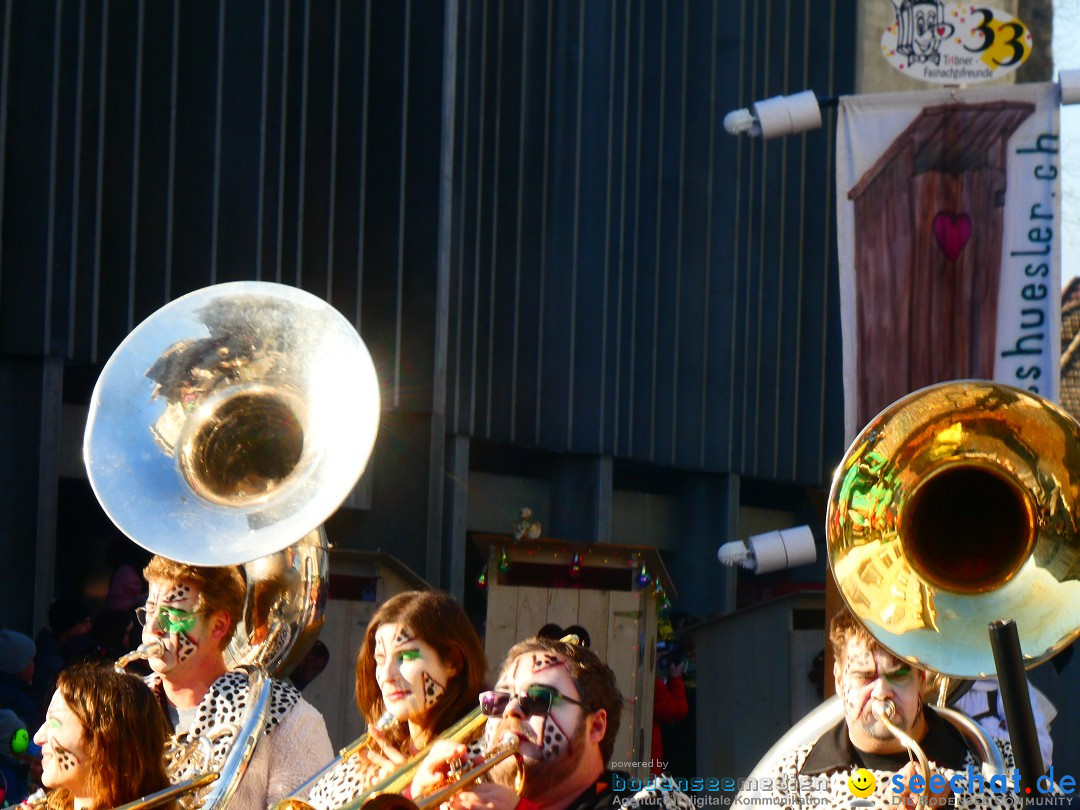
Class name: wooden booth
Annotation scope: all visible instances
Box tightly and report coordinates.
[303,549,430,749]
[475,534,676,782]
[686,591,825,780]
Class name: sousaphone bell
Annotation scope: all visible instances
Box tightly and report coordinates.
[748,380,1080,785]
[85,281,381,807]
[829,379,1080,678]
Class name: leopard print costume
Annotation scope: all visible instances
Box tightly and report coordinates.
[147,670,301,782]
[303,749,385,809]
[736,719,1052,810]
[303,727,486,809]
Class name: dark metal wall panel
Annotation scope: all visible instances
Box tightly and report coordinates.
[2,0,851,489]
[0,0,445,417]
[449,0,851,485]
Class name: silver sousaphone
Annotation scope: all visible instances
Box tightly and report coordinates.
[86,282,381,807]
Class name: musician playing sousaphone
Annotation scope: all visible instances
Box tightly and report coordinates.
[140,556,333,810]
[737,607,1029,809]
[31,662,175,810]
[302,591,487,809]
[740,381,1080,809]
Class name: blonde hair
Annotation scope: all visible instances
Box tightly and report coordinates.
[144,555,246,651]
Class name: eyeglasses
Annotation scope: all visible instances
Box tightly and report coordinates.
[479,685,585,718]
[135,605,201,634]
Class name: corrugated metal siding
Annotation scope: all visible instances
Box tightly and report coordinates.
[0,0,446,414]
[1,0,852,486]
[448,0,851,485]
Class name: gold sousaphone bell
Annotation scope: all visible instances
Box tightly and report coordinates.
[829,379,1080,678]
[746,380,1080,785]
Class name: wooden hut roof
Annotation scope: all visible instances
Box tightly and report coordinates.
[848,101,1035,200]
[472,532,677,596]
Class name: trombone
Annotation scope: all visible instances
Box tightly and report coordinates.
[279,711,399,807]
[363,734,524,810]
[112,774,222,810]
[24,771,221,810]
[275,707,524,810]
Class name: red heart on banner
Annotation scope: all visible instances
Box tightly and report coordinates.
[932,211,972,261]
[937,25,947,36]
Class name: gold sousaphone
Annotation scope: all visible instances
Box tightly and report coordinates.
[86,282,381,808]
[750,380,1080,782]
[829,379,1080,678]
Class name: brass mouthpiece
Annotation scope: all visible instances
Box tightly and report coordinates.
[115,640,166,673]
[871,699,895,722]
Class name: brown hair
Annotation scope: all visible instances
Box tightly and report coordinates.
[144,555,246,651]
[829,605,885,665]
[355,591,486,749]
[501,636,623,763]
[46,662,172,810]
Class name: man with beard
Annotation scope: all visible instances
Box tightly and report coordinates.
[138,556,333,810]
[411,635,691,810]
[738,607,1022,809]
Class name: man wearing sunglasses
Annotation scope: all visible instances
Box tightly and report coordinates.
[411,636,691,810]
[139,555,333,810]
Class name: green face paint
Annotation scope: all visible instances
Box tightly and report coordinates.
[157,606,198,634]
[397,650,421,663]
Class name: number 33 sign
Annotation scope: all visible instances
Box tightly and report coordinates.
[881,2,1032,84]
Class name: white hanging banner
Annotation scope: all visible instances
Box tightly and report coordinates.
[836,83,1061,440]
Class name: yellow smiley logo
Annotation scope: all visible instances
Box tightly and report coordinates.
[848,768,876,798]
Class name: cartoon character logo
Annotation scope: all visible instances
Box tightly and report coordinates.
[893,0,955,65]
[847,768,876,808]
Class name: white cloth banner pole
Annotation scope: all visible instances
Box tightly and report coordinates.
[836,83,1061,442]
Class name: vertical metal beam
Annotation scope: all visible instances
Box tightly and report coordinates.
[426,0,460,587]
[443,434,470,601]
[549,454,612,542]
[670,473,738,618]
[0,358,62,634]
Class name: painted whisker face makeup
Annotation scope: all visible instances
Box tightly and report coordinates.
[34,692,88,793]
[373,623,456,724]
[487,652,584,764]
[835,637,927,751]
[140,580,207,674]
[482,650,596,799]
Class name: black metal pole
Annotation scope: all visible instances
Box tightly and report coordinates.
[988,619,1044,804]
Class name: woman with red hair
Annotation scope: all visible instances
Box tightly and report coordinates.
[305,590,486,809]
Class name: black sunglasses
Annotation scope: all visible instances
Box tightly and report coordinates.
[479,685,585,717]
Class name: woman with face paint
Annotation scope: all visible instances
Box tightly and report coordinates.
[303,591,486,809]
[32,662,174,810]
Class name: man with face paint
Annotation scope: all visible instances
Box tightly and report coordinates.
[140,556,333,810]
[410,636,692,810]
[737,607,1025,809]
